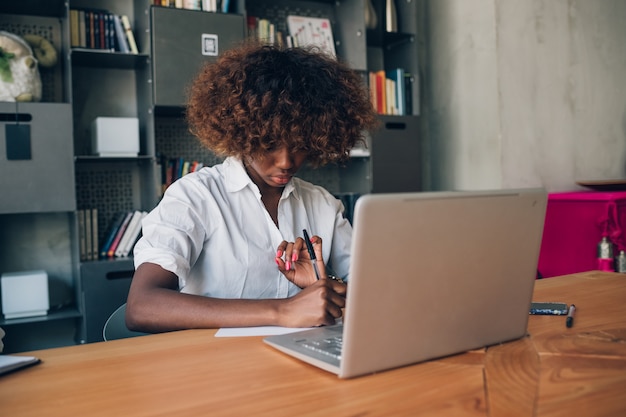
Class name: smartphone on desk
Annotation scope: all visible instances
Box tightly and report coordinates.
[529,302,568,315]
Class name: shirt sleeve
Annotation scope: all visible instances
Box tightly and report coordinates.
[133,177,214,288]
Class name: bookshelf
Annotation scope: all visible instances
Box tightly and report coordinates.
[0,1,82,353]
[239,0,422,193]
[0,0,421,352]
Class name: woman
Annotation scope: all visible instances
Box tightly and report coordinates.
[126,42,378,333]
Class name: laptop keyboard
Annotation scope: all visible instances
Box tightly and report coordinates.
[300,335,343,360]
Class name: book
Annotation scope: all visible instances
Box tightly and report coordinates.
[375,70,386,114]
[93,11,100,48]
[106,211,134,258]
[257,18,271,44]
[200,0,215,11]
[268,22,276,45]
[118,211,147,257]
[86,10,95,48]
[84,208,93,260]
[185,0,202,10]
[275,30,285,48]
[387,68,405,116]
[368,71,378,112]
[70,9,80,47]
[106,13,116,51]
[246,16,258,39]
[182,160,191,177]
[0,355,40,376]
[100,211,128,258]
[78,10,86,47]
[190,161,203,172]
[98,12,106,49]
[90,208,99,261]
[112,15,130,53]
[121,15,139,54]
[115,210,143,257]
[385,77,396,115]
[78,209,87,261]
[404,72,413,115]
[175,156,184,180]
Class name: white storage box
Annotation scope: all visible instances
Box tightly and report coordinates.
[1,270,49,319]
[91,117,140,157]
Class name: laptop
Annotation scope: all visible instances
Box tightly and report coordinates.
[264,188,547,378]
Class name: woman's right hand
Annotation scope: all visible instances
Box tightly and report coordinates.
[276,278,347,328]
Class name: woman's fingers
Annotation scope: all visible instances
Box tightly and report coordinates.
[276,238,305,271]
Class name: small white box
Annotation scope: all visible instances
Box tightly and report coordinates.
[91,117,140,157]
[1,270,50,319]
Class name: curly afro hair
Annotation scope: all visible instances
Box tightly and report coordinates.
[185,42,379,168]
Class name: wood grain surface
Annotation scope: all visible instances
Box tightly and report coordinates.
[1,271,625,416]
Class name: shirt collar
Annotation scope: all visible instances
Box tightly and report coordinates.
[223,156,299,200]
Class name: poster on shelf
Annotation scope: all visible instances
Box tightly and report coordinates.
[286,15,336,58]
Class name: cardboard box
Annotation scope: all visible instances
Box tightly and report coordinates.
[91,117,139,157]
[1,270,49,319]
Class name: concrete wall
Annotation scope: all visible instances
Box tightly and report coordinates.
[420,0,626,192]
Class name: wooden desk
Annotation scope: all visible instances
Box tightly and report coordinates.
[1,271,625,417]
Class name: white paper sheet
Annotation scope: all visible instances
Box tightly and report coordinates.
[215,326,313,337]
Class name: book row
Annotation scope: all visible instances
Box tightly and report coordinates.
[78,208,99,262]
[246,15,336,58]
[152,0,231,13]
[99,210,148,260]
[159,155,206,194]
[69,8,138,54]
[368,69,414,116]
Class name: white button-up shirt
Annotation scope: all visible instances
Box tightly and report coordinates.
[134,157,352,299]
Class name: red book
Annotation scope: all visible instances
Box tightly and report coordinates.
[106,211,133,258]
[99,12,106,49]
[89,11,95,48]
[375,70,386,114]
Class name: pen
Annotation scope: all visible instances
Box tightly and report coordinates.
[302,229,321,280]
[566,304,576,328]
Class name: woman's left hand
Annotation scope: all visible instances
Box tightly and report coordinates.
[275,235,326,288]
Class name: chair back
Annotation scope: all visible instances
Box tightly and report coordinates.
[103,303,148,341]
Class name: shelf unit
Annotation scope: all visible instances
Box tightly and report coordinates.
[0,1,82,353]
[0,0,421,353]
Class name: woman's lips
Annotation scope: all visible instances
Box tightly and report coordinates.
[272,175,292,185]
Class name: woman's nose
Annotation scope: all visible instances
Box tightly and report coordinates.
[274,147,294,169]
